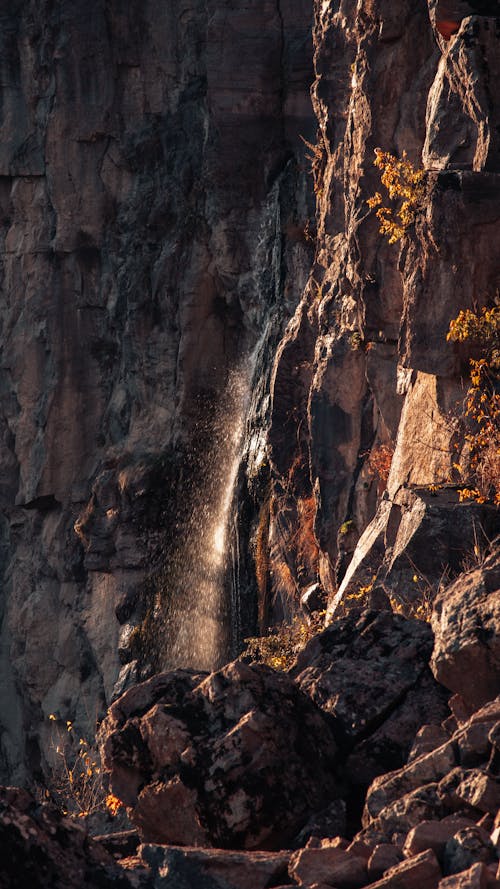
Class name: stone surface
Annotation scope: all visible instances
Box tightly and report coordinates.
[367,844,404,880]
[443,827,496,875]
[291,610,449,784]
[360,849,441,889]
[99,659,339,850]
[0,785,141,889]
[431,547,500,707]
[438,862,492,889]
[288,844,367,887]
[140,844,290,889]
[403,817,478,860]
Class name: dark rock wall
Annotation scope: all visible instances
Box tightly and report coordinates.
[0,1,315,783]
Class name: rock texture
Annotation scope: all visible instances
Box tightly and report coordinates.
[0,0,316,784]
[99,660,339,850]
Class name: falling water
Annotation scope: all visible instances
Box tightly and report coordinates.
[165,363,254,671]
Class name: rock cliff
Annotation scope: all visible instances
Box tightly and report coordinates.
[0,0,315,783]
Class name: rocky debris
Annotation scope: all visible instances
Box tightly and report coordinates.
[431,544,500,708]
[438,861,498,889]
[367,844,404,880]
[99,660,339,850]
[291,610,449,783]
[0,786,142,889]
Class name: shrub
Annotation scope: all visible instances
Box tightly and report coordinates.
[243,611,325,672]
[447,304,500,504]
[367,149,426,243]
[43,715,123,820]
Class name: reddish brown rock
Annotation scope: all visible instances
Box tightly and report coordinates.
[455,772,500,816]
[403,817,478,860]
[288,843,367,888]
[360,849,441,889]
[367,844,404,880]
[99,660,339,850]
[438,862,491,889]
[431,548,500,708]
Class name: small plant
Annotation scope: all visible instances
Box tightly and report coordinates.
[366,443,394,492]
[44,715,123,820]
[367,149,426,244]
[243,611,325,671]
[447,304,500,504]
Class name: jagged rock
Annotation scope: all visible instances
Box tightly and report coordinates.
[367,844,404,880]
[139,844,290,889]
[288,841,367,888]
[431,547,500,707]
[293,800,347,848]
[99,660,339,850]
[360,849,441,889]
[291,610,449,784]
[455,772,500,815]
[438,861,497,889]
[443,827,496,875]
[330,490,499,614]
[403,817,478,860]
[0,786,141,889]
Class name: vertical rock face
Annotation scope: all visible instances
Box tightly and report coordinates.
[265,0,500,618]
[0,1,316,783]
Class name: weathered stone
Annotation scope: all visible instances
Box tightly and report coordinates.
[431,547,500,708]
[443,827,496,875]
[140,844,290,889]
[288,844,367,888]
[408,726,450,764]
[360,849,441,889]
[362,783,444,840]
[292,610,449,785]
[455,772,500,815]
[0,786,141,889]
[438,861,491,889]
[403,817,477,860]
[367,844,404,880]
[100,660,339,850]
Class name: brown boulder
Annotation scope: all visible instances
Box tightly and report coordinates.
[438,862,496,888]
[360,849,441,888]
[99,660,339,850]
[288,842,367,887]
[291,610,449,784]
[443,827,496,876]
[431,545,500,708]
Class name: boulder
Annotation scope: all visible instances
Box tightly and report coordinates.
[288,842,367,887]
[431,544,500,708]
[140,845,290,889]
[438,862,496,889]
[403,817,478,860]
[443,827,496,876]
[367,844,404,880]
[0,786,141,889]
[291,610,449,784]
[360,849,441,888]
[99,660,339,850]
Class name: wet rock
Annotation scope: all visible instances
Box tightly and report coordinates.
[99,660,339,850]
[0,785,141,889]
[431,546,500,707]
[292,610,449,784]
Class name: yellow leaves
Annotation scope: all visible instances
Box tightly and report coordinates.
[368,149,426,244]
[105,794,123,817]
